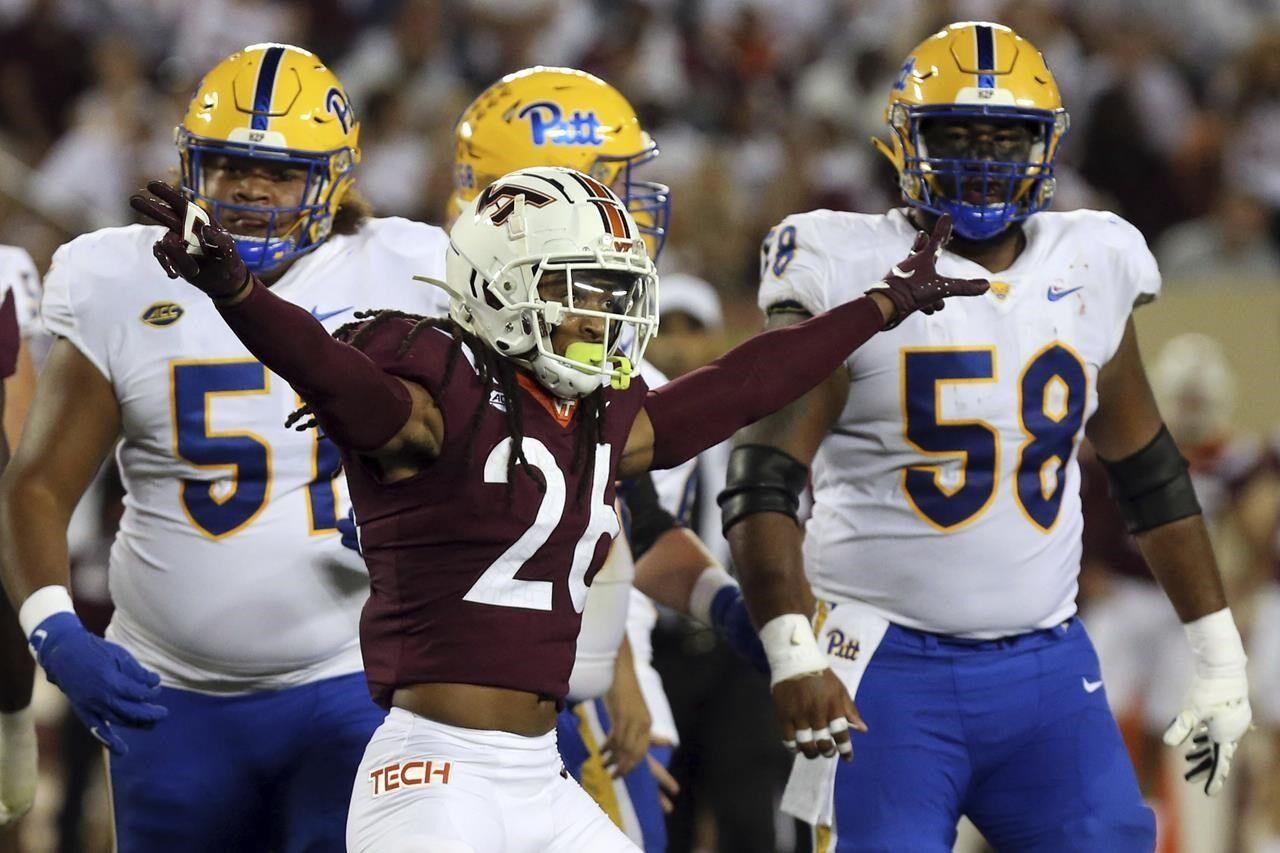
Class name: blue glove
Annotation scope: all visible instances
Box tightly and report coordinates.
[29,613,167,755]
[337,508,361,554]
[709,585,769,676]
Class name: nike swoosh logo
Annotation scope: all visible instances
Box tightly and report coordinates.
[310,305,354,322]
[1082,677,1104,693]
[1047,286,1083,302]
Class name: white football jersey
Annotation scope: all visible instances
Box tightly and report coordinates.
[42,218,449,692]
[759,208,1161,638]
[0,245,41,337]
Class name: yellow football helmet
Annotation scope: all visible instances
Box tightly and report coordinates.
[874,22,1069,240]
[452,66,671,256]
[176,43,361,271]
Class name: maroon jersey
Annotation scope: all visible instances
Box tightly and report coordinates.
[341,320,650,707]
[0,288,18,378]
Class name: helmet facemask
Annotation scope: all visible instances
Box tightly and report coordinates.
[893,104,1068,241]
[178,131,355,272]
[592,143,671,259]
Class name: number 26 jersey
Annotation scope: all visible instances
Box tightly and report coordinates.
[758,208,1161,638]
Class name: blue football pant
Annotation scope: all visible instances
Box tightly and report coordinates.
[823,619,1155,852]
[556,699,667,852]
[107,671,385,853]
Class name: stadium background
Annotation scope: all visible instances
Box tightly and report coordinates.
[1,0,1278,850]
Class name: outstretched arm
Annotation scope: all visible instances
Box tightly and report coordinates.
[1089,318,1249,797]
[618,215,986,477]
[130,182,441,468]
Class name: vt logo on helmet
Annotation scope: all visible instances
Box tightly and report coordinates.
[874,22,1070,241]
[430,166,659,401]
[175,43,361,272]
[451,67,671,258]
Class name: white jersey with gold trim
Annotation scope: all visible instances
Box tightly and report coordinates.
[42,218,449,692]
[758,208,1160,637]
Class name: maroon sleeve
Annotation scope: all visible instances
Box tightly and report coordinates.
[215,279,413,452]
[0,290,18,379]
[643,295,882,470]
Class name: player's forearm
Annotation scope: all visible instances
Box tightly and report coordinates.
[728,513,815,626]
[0,471,75,607]
[1134,514,1229,623]
[642,296,883,470]
[216,278,412,452]
[633,527,716,614]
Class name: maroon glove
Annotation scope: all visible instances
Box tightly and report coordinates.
[129,181,252,301]
[869,214,989,329]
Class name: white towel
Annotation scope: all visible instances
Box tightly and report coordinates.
[780,599,890,826]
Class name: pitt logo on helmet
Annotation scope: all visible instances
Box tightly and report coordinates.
[175,43,361,272]
[873,22,1069,241]
[451,67,671,257]
[519,101,605,147]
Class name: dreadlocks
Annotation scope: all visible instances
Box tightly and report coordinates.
[286,309,608,500]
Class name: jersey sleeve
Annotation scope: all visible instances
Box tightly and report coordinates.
[41,239,113,380]
[756,213,831,318]
[1097,214,1163,363]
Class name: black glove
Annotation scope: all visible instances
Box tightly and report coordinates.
[869,214,989,329]
[129,181,253,301]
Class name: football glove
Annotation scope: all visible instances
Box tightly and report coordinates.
[868,214,988,329]
[1162,608,1252,796]
[29,612,167,756]
[130,181,253,301]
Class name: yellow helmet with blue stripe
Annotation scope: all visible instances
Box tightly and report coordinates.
[451,66,670,257]
[176,43,360,271]
[874,22,1069,241]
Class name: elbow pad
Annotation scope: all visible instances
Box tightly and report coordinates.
[566,535,634,702]
[718,444,809,535]
[1100,425,1202,534]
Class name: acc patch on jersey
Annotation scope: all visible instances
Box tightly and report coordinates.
[140,301,184,327]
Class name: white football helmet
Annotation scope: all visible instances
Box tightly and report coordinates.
[435,166,659,399]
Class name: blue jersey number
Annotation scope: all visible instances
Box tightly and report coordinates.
[172,360,342,539]
[760,225,798,278]
[902,349,999,530]
[902,345,1087,531]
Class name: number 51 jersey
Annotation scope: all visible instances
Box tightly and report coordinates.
[759,208,1160,638]
[41,219,448,692]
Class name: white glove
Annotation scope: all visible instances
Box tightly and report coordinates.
[0,707,37,825]
[1162,608,1252,796]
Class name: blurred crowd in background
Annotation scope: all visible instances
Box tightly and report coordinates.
[2,0,1280,851]
[3,0,1280,296]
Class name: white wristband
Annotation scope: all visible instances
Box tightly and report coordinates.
[688,566,737,626]
[760,613,828,687]
[18,585,76,639]
[1184,607,1247,679]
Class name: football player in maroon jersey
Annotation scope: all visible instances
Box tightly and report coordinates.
[130,166,986,851]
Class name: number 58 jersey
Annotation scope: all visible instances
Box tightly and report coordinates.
[759,208,1160,638]
[42,219,448,692]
